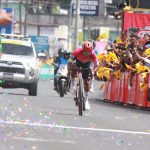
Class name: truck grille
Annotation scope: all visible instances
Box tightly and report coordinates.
[0,61,22,65]
[0,67,25,74]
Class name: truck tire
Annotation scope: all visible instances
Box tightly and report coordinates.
[28,82,38,96]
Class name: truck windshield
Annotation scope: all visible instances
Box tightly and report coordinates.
[2,43,34,56]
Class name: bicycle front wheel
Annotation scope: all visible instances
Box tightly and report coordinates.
[78,78,84,116]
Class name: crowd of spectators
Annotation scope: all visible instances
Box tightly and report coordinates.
[96,33,150,82]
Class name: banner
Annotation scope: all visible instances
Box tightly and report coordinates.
[72,0,99,16]
[0,8,14,34]
[95,41,107,54]
[29,36,49,53]
[123,12,150,37]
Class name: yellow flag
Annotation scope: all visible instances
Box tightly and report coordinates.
[105,53,112,63]
[110,51,119,62]
[141,72,147,79]
[143,48,150,57]
[114,70,122,80]
[97,33,107,40]
[98,53,104,63]
[136,63,149,74]
[125,63,136,71]
[116,37,123,44]
[103,69,110,79]
[96,67,104,79]
[96,66,111,80]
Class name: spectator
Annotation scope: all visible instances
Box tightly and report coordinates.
[141,34,150,47]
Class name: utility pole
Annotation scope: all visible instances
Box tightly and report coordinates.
[68,1,72,50]
[74,0,80,50]
[24,0,28,36]
[19,0,22,35]
[37,0,40,36]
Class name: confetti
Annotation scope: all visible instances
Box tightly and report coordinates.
[32,146,37,150]
[18,107,22,112]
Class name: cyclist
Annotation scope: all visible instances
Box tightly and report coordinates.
[54,50,71,90]
[68,41,99,110]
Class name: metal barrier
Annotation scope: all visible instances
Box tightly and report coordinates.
[104,72,150,108]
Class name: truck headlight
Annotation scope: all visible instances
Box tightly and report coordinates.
[26,63,36,77]
[29,68,35,76]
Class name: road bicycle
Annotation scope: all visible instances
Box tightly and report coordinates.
[73,67,92,116]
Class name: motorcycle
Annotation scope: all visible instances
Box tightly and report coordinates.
[55,64,70,97]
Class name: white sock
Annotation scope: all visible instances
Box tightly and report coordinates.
[85,92,88,101]
[90,79,94,89]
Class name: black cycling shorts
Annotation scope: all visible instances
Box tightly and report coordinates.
[75,59,92,80]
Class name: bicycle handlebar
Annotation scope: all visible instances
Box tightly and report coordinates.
[70,67,91,71]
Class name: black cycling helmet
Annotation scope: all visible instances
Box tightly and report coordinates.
[63,50,71,59]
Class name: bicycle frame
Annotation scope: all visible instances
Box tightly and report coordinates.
[74,67,92,116]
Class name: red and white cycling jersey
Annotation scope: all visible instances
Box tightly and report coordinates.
[72,47,99,66]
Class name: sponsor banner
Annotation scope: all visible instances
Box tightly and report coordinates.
[123,12,150,37]
[72,0,99,16]
[123,12,150,31]
[29,36,49,53]
[136,30,150,38]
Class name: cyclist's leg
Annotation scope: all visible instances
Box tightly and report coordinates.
[89,62,94,92]
[82,61,91,92]
[82,62,91,110]
[83,79,91,110]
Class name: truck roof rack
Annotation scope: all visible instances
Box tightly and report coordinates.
[0,34,31,42]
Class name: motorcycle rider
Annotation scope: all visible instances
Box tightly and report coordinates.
[53,48,64,90]
[54,50,71,90]
[68,41,99,110]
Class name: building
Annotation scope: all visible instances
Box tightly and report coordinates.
[0,0,121,53]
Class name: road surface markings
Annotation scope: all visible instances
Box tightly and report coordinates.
[13,136,76,144]
[0,119,150,136]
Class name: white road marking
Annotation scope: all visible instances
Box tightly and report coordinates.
[0,120,150,136]
[13,136,76,144]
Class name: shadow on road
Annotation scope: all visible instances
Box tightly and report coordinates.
[90,98,150,115]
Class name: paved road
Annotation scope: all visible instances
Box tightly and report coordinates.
[0,80,150,150]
